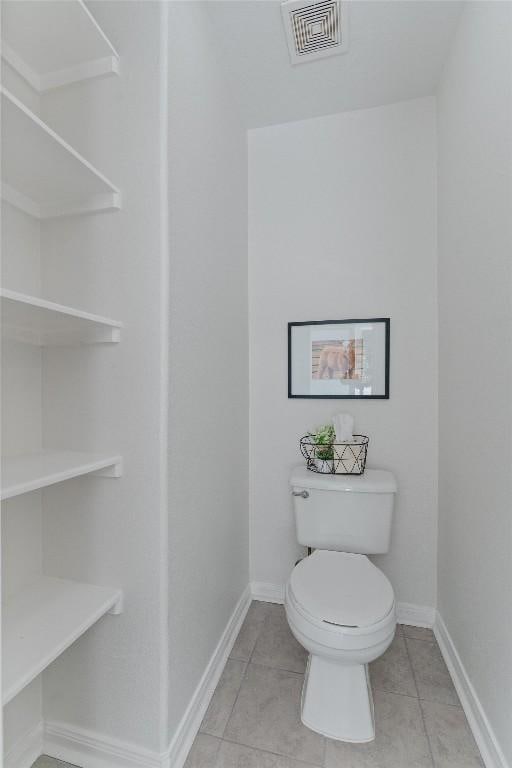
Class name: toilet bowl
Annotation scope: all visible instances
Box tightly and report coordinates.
[285,549,396,743]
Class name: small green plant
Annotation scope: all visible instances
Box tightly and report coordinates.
[309,424,335,461]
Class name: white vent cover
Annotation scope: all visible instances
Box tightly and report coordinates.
[281,0,349,65]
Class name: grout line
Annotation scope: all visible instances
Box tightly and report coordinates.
[403,637,424,704]
[417,700,437,768]
[322,725,328,768]
[403,636,424,700]
[404,635,436,768]
[229,601,266,663]
[246,599,271,664]
[219,602,268,739]
[372,687,420,701]
[201,659,248,740]
[248,659,305,677]
[230,602,324,764]
[220,735,323,767]
[418,696,463,709]
[199,732,222,766]
[404,635,463,709]
[220,673,249,740]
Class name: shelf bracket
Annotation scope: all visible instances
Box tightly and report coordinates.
[2,45,120,93]
[93,459,123,479]
[108,590,124,615]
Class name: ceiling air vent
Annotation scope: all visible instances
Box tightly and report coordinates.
[281,0,349,65]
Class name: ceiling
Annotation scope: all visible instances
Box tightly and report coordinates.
[205,1,464,128]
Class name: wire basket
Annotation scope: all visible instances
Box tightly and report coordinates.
[300,434,369,475]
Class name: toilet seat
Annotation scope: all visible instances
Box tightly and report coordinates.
[289,550,394,629]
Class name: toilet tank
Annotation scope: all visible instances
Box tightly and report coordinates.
[290,466,397,554]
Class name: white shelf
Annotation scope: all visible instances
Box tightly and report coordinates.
[1,87,121,219]
[2,0,120,92]
[1,451,123,501]
[2,576,123,705]
[1,289,122,346]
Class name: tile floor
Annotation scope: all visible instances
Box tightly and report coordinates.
[32,601,483,768]
[186,602,484,768]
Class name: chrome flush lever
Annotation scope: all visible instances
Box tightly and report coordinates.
[292,490,309,499]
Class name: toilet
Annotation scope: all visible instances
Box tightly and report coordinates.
[285,465,397,743]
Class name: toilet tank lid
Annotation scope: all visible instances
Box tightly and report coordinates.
[290,466,397,493]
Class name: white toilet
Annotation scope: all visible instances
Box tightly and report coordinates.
[285,465,397,743]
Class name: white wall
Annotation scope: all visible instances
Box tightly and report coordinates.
[437,3,512,764]
[167,1,249,740]
[249,98,438,609]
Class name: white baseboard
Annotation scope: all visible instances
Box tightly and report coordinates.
[434,612,509,768]
[396,601,436,628]
[44,721,163,768]
[251,581,436,630]
[5,721,43,768]
[251,581,285,604]
[164,584,251,768]
[41,585,252,768]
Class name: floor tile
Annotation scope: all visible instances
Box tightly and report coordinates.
[402,625,435,642]
[421,700,484,768]
[370,631,418,697]
[230,601,269,662]
[406,638,460,706]
[215,740,321,767]
[224,663,325,765]
[201,659,247,736]
[251,604,307,673]
[184,733,221,768]
[324,689,433,768]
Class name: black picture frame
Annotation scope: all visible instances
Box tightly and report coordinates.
[288,318,390,399]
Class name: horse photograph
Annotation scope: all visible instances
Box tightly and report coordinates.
[311,338,363,381]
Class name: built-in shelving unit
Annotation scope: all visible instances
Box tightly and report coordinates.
[2,576,123,705]
[1,289,122,345]
[1,0,124,736]
[1,87,121,219]
[1,451,123,501]
[1,0,120,92]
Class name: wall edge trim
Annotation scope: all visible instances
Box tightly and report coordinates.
[5,720,43,768]
[164,583,252,768]
[434,611,510,768]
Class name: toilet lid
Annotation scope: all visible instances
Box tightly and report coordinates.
[289,550,394,628]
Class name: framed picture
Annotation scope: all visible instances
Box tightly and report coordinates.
[288,318,390,399]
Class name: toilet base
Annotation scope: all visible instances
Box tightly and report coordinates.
[301,654,375,743]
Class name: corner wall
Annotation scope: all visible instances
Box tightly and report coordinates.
[437,3,512,765]
[167,0,249,742]
[248,98,438,611]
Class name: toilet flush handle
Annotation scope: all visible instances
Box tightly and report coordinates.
[292,490,309,499]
